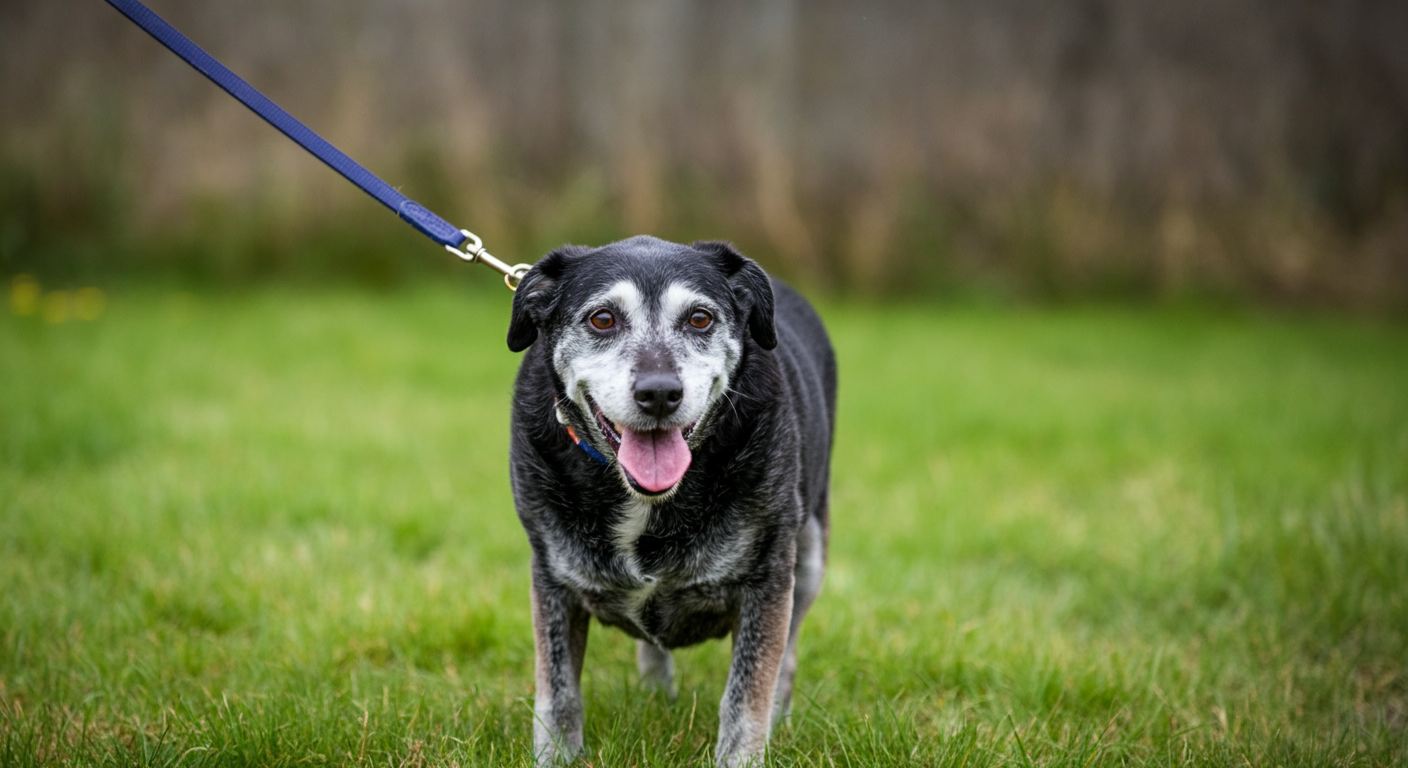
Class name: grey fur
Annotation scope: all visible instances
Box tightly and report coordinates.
[507,236,836,767]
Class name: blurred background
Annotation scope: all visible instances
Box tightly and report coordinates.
[3,0,1406,308]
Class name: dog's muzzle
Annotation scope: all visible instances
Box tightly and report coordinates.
[582,394,695,495]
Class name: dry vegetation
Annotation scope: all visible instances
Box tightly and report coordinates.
[2,0,1406,306]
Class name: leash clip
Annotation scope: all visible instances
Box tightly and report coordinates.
[446,230,531,291]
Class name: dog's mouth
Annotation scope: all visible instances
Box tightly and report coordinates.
[586,395,694,496]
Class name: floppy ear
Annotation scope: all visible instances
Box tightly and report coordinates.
[691,240,777,350]
[507,246,582,352]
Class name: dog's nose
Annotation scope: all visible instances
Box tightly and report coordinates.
[633,373,683,419]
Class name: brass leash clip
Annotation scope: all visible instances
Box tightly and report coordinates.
[446,230,531,291]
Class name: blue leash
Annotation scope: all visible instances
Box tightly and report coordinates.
[105,0,529,288]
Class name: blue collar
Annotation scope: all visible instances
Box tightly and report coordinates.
[567,424,610,466]
[556,399,610,466]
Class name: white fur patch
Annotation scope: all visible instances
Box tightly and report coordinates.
[611,496,661,629]
[659,284,709,326]
[554,278,742,501]
[553,279,644,431]
[612,497,654,578]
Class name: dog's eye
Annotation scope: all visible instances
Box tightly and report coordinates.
[688,310,713,330]
[589,310,616,331]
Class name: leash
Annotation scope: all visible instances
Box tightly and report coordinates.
[105,0,530,290]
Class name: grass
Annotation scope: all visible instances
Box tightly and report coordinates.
[1,279,1405,766]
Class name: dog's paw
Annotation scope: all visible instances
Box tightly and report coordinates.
[716,748,767,768]
[533,738,584,768]
[533,713,585,768]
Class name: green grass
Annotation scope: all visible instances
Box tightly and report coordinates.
[2,282,1405,766]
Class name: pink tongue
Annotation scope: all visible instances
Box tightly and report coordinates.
[617,427,692,492]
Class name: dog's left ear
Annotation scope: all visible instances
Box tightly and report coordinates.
[692,240,777,350]
[507,246,582,352]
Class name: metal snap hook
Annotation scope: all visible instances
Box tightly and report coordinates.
[446,230,529,291]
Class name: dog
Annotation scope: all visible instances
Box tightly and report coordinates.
[505,236,836,767]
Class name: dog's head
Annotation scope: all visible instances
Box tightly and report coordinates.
[508,236,776,498]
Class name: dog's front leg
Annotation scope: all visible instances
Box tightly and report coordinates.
[637,640,677,699]
[716,572,795,767]
[530,568,590,767]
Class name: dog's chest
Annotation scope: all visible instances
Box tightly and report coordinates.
[545,497,755,643]
[611,498,656,581]
[610,497,758,586]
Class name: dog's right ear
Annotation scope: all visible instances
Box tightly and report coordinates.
[507,246,581,352]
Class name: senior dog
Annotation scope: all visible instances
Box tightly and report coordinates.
[506,236,835,767]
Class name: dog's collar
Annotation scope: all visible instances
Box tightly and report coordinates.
[567,425,610,466]
[555,398,610,466]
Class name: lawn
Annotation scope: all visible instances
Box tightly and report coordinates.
[2,281,1405,766]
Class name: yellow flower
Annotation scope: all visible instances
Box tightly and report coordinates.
[9,274,40,316]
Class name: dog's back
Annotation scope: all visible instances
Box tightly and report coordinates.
[769,279,837,533]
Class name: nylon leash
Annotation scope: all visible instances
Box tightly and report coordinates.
[105,0,530,289]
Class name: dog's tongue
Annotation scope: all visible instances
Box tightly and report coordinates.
[617,427,691,492]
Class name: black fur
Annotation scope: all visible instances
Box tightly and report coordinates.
[507,236,836,767]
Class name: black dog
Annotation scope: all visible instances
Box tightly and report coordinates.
[506,236,835,766]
